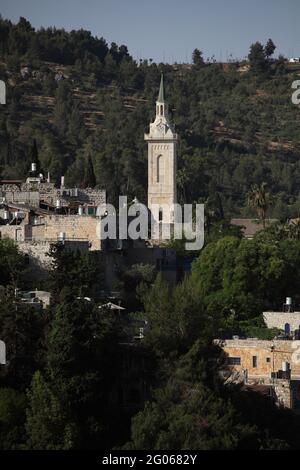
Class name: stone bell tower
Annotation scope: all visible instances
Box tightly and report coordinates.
[145,74,177,225]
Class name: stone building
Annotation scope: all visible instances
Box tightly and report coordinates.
[215,338,300,411]
[0,179,105,213]
[29,213,102,250]
[263,310,300,336]
[0,160,106,255]
[145,74,177,226]
[0,80,185,290]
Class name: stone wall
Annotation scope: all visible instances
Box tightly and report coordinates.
[0,224,26,241]
[77,188,106,205]
[215,339,300,378]
[18,239,90,281]
[1,183,106,209]
[0,214,102,250]
[31,214,101,250]
[2,191,40,207]
[18,240,52,265]
[274,379,292,408]
[18,240,52,280]
[20,183,106,207]
[263,311,300,332]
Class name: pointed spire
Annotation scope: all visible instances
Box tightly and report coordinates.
[158,73,164,102]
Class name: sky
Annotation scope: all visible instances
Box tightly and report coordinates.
[0,0,299,63]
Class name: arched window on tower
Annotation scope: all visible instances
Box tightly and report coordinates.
[159,208,163,222]
[157,154,164,183]
[160,104,163,115]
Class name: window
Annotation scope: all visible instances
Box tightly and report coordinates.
[266,357,271,363]
[252,356,257,368]
[157,154,164,183]
[227,357,241,366]
[159,208,163,222]
[285,323,290,335]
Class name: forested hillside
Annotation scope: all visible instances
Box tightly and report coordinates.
[1,16,300,217]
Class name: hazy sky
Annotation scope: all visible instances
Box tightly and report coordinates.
[0,0,299,63]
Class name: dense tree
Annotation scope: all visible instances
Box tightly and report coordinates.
[191,234,300,323]
[0,388,27,450]
[0,296,45,390]
[26,298,122,449]
[120,263,156,311]
[28,138,39,165]
[265,38,276,59]
[141,275,210,358]
[125,340,299,450]
[47,243,104,300]
[247,182,273,228]
[84,154,96,188]
[192,48,205,68]
[248,41,268,75]
[0,239,25,287]
[26,371,77,450]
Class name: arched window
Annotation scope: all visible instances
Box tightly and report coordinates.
[159,208,163,222]
[284,323,290,335]
[157,154,164,183]
[160,104,163,115]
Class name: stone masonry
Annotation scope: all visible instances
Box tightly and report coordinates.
[263,311,300,333]
[215,339,300,378]
[30,214,101,250]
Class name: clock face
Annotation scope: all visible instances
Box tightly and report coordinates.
[156,121,165,133]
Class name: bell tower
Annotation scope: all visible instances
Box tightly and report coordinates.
[145,74,177,225]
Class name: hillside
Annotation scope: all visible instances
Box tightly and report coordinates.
[1,17,300,218]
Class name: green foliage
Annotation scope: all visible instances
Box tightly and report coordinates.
[29,298,122,449]
[248,41,269,75]
[0,239,25,287]
[0,388,27,449]
[125,341,298,450]
[141,275,211,358]
[1,18,300,451]
[247,182,274,227]
[222,315,281,340]
[192,48,205,68]
[0,20,297,217]
[84,155,96,188]
[120,263,156,311]
[265,39,276,59]
[47,243,104,300]
[26,371,77,450]
[191,235,300,322]
[0,296,45,390]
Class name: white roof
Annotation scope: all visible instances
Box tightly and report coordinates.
[98,302,125,311]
